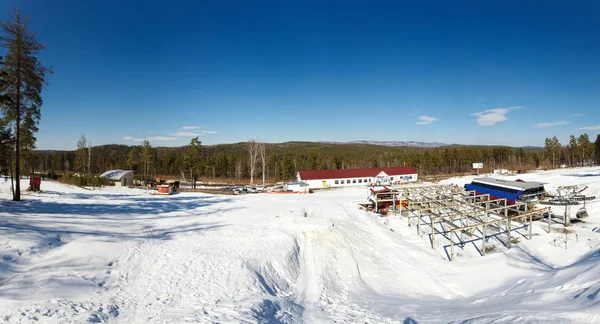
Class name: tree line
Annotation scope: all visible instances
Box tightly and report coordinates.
[544,134,600,168]
[31,134,599,184]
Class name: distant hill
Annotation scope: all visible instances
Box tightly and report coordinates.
[319,140,447,148]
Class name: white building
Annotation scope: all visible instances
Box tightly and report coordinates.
[100,170,134,187]
[297,166,418,189]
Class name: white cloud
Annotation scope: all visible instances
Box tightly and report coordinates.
[123,136,144,142]
[569,113,585,117]
[416,116,437,125]
[148,136,178,141]
[170,130,218,136]
[579,125,600,130]
[471,106,523,126]
[181,126,201,130]
[171,132,200,136]
[533,120,570,128]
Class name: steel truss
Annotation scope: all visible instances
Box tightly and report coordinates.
[391,184,550,261]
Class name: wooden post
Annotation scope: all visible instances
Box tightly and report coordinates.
[417,209,421,236]
[450,231,455,261]
[507,218,512,249]
[482,225,487,256]
[529,213,533,239]
[564,204,571,227]
[459,217,464,246]
[407,201,411,227]
[431,216,435,249]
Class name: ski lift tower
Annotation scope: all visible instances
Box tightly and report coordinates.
[539,185,596,227]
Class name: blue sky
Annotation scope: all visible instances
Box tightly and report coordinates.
[0,0,599,150]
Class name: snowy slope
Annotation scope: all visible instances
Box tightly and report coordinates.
[0,169,599,323]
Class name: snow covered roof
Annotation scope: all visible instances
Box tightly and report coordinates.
[298,167,417,180]
[369,186,395,194]
[472,177,544,190]
[99,170,133,181]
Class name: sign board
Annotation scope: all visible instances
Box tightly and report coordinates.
[472,163,484,169]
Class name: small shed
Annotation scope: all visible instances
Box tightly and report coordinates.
[100,170,134,187]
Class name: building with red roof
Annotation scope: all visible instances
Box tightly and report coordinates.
[297,166,418,189]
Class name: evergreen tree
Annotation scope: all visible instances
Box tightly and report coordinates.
[0,8,50,200]
[578,134,592,166]
[515,148,525,170]
[544,136,560,169]
[0,117,11,176]
[544,138,552,167]
[20,112,37,180]
[127,146,140,171]
[141,140,153,179]
[595,134,600,165]
[183,137,201,187]
[0,56,11,176]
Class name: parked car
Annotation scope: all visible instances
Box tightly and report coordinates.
[233,186,248,195]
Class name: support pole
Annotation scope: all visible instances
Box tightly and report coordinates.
[397,192,400,217]
[505,206,511,249]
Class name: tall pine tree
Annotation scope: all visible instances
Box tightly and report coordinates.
[0,55,12,176]
[0,8,50,201]
[183,137,202,187]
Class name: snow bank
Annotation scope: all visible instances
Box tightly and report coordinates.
[0,169,599,323]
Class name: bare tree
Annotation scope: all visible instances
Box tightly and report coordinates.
[258,141,268,188]
[75,134,87,173]
[246,139,260,184]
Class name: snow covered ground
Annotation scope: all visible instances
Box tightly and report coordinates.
[0,168,599,323]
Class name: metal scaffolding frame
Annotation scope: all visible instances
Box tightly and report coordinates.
[391,184,550,261]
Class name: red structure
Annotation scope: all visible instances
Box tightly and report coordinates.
[29,177,41,192]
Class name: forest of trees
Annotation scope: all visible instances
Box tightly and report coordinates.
[31,132,600,183]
